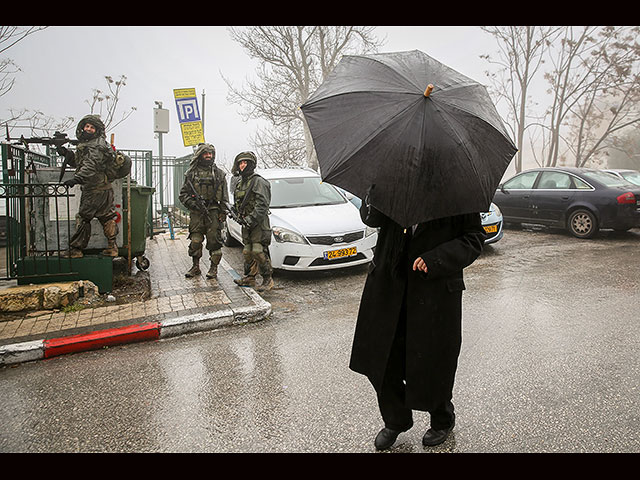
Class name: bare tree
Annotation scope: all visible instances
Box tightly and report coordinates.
[224,26,382,170]
[1,26,58,142]
[0,26,48,98]
[563,26,640,167]
[607,125,640,170]
[482,26,640,171]
[85,74,137,133]
[540,26,640,168]
[481,26,561,173]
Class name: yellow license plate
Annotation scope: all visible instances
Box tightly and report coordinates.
[324,246,357,260]
[483,224,498,233]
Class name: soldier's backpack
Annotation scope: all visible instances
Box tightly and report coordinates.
[106,149,132,182]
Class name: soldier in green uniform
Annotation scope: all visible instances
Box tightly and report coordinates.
[57,115,119,258]
[179,143,228,279]
[231,151,273,292]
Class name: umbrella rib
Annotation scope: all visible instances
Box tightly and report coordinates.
[435,107,484,197]
[434,84,513,143]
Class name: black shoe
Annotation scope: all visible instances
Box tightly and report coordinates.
[374,428,402,451]
[422,424,454,447]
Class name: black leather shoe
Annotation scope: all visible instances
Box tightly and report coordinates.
[374,428,402,451]
[422,425,454,447]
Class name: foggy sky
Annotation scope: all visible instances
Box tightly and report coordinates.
[1,26,499,172]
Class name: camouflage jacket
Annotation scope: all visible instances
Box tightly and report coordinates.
[233,172,271,230]
[67,115,115,191]
[179,164,228,212]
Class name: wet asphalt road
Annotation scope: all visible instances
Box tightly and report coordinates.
[0,226,639,453]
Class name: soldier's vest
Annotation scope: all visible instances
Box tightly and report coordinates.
[190,166,225,208]
[234,175,257,216]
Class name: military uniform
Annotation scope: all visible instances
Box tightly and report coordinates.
[178,143,228,278]
[231,151,273,292]
[59,115,118,258]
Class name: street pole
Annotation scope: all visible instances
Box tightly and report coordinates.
[201,89,206,139]
[154,101,166,237]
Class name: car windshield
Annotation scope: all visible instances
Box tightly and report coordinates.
[582,171,631,187]
[269,176,347,208]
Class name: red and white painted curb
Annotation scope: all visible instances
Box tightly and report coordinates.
[0,284,271,366]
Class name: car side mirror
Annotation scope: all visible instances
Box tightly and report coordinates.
[499,184,508,194]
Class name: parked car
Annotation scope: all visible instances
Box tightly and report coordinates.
[334,186,362,210]
[223,168,378,271]
[482,203,504,244]
[331,186,503,245]
[493,167,640,238]
[602,168,640,186]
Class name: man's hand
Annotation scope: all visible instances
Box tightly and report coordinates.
[413,257,428,273]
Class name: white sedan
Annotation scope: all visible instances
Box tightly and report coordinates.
[223,168,378,271]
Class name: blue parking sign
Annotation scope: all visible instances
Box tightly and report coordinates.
[173,88,201,124]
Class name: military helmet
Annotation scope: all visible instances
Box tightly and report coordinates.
[76,114,106,139]
[232,151,257,175]
[194,143,216,161]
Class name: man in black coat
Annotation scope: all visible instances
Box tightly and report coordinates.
[349,196,485,450]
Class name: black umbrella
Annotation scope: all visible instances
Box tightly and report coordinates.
[301,50,517,228]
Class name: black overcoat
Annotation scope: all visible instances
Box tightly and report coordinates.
[349,204,485,412]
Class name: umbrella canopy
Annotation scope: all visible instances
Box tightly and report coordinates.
[301,50,517,228]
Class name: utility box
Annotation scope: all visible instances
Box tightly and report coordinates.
[154,108,170,133]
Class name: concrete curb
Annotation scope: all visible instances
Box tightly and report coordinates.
[0,259,272,366]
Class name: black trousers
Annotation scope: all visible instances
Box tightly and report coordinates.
[376,302,456,432]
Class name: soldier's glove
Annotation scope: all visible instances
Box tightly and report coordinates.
[56,145,68,156]
[64,178,79,187]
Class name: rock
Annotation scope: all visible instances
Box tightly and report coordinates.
[0,280,100,312]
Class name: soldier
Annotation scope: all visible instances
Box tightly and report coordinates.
[57,115,119,258]
[231,151,273,292]
[178,143,228,279]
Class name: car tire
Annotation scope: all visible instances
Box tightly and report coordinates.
[567,209,598,239]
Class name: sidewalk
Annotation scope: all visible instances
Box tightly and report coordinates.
[0,231,271,365]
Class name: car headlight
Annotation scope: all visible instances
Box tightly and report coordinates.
[491,203,502,217]
[365,226,377,237]
[272,227,308,244]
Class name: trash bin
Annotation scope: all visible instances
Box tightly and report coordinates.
[120,182,155,270]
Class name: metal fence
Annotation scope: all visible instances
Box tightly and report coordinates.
[1,141,198,282]
[1,143,76,281]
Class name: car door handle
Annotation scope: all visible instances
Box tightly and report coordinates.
[562,196,569,200]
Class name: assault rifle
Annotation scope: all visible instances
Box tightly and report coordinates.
[184,177,248,227]
[8,131,78,150]
[185,176,214,223]
[222,201,248,228]
[5,128,78,182]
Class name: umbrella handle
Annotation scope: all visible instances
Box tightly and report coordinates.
[424,84,434,97]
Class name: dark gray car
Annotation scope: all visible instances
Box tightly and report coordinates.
[493,167,640,238]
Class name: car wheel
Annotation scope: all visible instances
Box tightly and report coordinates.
[568,209,598,239]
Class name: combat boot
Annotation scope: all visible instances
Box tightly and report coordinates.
[206,263,218,278]
[234,275,256,287]
[207,252,222,279]
[101,240,118,257]
[60,248,83,258]
[102,220,118,257]
[256,275,274,292]
[185,257,201,278]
